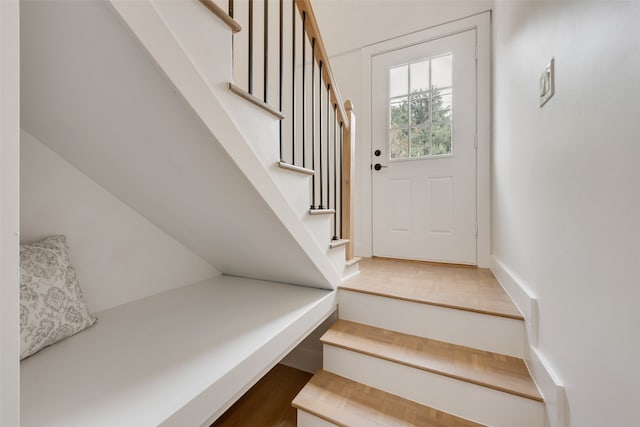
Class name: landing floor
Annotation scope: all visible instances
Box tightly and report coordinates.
[341,257,522,319]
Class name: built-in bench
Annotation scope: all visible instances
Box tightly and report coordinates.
[21,276,336,427]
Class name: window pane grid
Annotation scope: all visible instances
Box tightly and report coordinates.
[388,54,453,159]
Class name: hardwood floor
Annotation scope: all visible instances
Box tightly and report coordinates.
[341,257,523,319]
[213,364,312,427]
[293,370,486,427]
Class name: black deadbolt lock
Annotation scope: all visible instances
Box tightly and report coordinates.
[374,149,381,156]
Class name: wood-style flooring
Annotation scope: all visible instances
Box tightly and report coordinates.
[340,257,523,319]
[213,364,312,427]
[292,370,486,427]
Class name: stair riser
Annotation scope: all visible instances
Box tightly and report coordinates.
[327,246,347,276]
[323,345,544,427]
[272,169,312,216]
[302,215,332,248]
[297,410,336,427]
[338,290,525,358]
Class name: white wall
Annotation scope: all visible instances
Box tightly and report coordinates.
[492,2,640,426]
[0,1,20,424]
[20,130,219,313]
[313,0,493,257]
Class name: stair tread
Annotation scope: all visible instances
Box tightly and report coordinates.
[345,256,362,267]
[321,320,543,402]
[339,257,523,320]
[329,239,349,249]
[292,370,485,427]
[309,208,335,215]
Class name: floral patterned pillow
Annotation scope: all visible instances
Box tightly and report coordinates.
[20,235,96,360]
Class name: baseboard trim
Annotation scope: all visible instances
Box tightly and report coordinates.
[490,255,566,427]
[529,346,567,427]
[490,255,539,345]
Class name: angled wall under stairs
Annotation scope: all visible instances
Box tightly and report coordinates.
[20,0,344,291]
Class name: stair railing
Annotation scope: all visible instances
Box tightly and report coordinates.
[200,0,355,260]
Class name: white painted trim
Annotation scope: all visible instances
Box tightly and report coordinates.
[490,255,566,427]
[0,1,20,425]
[528,347,567,427]
[491,255,539,346]
[359,12,491,267]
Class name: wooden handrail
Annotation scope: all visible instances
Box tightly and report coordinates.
[294,0,349,131]
[198,0,242,33]
[341,101,356,260]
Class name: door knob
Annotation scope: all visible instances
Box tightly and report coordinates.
[374,163,388,171]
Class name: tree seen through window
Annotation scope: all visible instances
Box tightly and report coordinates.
[388,55,453,159]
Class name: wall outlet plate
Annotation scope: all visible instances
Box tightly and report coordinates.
[540,58,555,107]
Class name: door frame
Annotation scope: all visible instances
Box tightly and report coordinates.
[359,11,491,267]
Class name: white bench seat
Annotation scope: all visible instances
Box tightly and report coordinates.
[21,276,336,427]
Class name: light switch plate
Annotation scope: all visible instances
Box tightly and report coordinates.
[540,58,555,107]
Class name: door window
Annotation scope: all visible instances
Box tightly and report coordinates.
[388,54,453,159]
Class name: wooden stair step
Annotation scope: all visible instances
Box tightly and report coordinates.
[339,257,523,320]
[293,370,485,427]
[198,0,241,33]
[345,256,361,267]
[229,82,285,119]
[321,320,543,402]
[329,239,349,249]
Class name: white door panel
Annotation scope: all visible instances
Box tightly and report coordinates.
[372,30,477,264]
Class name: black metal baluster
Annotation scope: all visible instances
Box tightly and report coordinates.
[229,0,235,66]
[310,39,316,209]
[248,0,253,94]
[278,0,283,161]
[263,0,268,103]
[318,61,323,209]
[333,103,338,240]
[339,121,343,239]
[291,1,295,164]
[326,83,330,214]
[301,11,306,168]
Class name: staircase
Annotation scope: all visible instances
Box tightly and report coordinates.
[293,258,545,427]
[19,0,360,424]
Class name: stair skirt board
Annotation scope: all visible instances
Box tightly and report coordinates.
[323,345,544,427]
[338,289,526,358]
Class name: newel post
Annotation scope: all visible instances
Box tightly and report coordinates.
[341,100,356,260]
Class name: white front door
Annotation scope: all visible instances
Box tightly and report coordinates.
[371,30,477,264]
